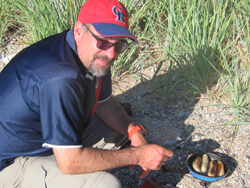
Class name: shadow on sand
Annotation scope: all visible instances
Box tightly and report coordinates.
[110,65,238,187]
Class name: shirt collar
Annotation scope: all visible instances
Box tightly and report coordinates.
[66,29,95,81]
[66,28,78,55]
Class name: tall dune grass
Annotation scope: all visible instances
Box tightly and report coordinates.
[0,0,17,45]
[1,0,249,130]
[10,0,84,43]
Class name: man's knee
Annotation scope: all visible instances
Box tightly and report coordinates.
[98,172,122,188]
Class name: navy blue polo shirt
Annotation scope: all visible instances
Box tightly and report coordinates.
[0,29,112,171]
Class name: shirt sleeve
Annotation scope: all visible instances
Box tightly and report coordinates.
[38,76,85,147]
[98,68,112,102]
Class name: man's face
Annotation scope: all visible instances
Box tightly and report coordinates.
[74,22,126,77]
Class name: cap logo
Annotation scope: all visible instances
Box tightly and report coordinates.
[112,6,125,23]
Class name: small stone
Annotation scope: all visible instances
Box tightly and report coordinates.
[178,111,186,119]
[183,124,194,133]
[0,54,4,60]
[2,57,9,64]
[195,144,201,148]
[239,179,245,188]
[192,134,200,142]
[161,113,167,118]
[140,110,145,116]
[154,114,159,118]
[245,156,250,163]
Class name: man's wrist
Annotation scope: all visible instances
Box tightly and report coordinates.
[128,125,147,140]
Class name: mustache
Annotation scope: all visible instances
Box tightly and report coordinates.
[93,55,115,65]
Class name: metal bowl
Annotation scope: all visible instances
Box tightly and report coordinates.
[187,153,229,182]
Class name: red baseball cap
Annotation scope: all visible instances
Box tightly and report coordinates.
[78,0,138,44]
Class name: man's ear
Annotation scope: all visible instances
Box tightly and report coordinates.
[73,21,84,44]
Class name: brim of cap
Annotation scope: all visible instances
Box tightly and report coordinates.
[92,23,139,44]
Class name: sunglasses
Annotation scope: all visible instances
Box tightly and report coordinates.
[84,24,129,53]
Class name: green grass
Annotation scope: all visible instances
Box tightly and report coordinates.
[0,0,18,45]
[10,0,84,43]
[1,0,249,134]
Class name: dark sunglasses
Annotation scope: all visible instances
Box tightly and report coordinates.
[84,24,129,53]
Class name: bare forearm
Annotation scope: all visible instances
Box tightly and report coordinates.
[53,143,173,176]
[95,96,135,136]
[53,147,137,174]
[95,96,148,147]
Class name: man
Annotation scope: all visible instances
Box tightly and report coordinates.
[0,0,173,187]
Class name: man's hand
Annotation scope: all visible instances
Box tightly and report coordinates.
[134,144,173,178]
[128,131,173,178]
[136,144,173,169]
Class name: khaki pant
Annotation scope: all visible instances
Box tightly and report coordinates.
[0,114,129,188]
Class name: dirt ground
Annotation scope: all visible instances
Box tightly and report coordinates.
[111,67,249,188]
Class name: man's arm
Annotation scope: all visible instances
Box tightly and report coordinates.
[95,96,135,137]
[53,96,173,177]
[94,96,146,146]
[53,144,173,174]
[94,95,169,178]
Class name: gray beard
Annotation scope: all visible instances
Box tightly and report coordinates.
[88,55,115,77]
[88,62,109,77]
